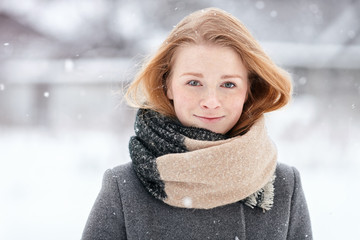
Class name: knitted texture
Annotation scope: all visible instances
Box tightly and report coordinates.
[129,109,277,210]
[129,109,227,200]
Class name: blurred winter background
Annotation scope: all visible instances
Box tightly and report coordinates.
[0,0,359,239]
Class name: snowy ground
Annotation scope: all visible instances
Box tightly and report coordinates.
[0,95,359,240]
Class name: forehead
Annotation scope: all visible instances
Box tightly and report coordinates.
[171,44,247,76]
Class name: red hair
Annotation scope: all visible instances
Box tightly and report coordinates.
[126,8,292,136]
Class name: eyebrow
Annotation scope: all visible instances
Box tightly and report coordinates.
[180,72,203,78]
[180,72,244,80]
[221,74,243,80]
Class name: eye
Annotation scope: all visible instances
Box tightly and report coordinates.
[222,82,236,88]
[187,80,201,86]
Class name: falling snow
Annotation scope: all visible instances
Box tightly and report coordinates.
[298,77,307,85]
[0,1,359,240]
[182,197,193,208]
[270,10,278,18]
[255,1,265,10]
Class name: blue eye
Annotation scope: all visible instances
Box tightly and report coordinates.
[188,80,201,86]
[222,82,236,88]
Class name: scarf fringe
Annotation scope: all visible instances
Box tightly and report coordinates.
[244,174,276,211]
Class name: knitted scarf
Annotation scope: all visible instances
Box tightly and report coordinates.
[129,109,277,211]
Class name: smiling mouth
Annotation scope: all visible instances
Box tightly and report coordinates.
[194,115,224,122]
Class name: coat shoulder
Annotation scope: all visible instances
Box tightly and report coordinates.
[274,163,297,199]
[273,162,304,206]
[107,162,149,199]
[275,162,301,188]
[276,162,298,178]
[99,162,136,189]
[111,162,134,178]
[274,163,313,239]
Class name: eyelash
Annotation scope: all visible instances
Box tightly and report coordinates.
[222,82,236,88]
[187,80,201,86]
[187,80,236,88]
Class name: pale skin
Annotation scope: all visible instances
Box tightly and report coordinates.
[167,43,249,134]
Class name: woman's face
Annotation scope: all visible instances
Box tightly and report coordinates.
[167,44,248,134]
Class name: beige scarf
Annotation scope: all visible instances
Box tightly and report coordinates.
[130,109,277,211]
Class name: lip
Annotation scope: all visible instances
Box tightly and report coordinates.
[194,114,225,123]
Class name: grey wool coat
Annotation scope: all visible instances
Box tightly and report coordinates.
[81,162,312,240]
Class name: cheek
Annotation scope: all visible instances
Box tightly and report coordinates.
[173,92,196,110]
[227,93,247,115]
[172,88,195,104]
[172,94,196,126]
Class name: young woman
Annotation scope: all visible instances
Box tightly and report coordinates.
[82,8,312,240]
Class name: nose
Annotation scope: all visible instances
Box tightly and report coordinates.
[200,89,221,109]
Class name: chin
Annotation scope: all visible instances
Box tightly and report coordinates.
[207,127,226,134]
